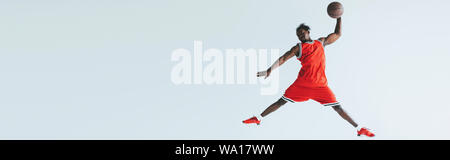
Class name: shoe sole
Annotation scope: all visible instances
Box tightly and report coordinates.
[357,134,375,137]
[242,121,260,125]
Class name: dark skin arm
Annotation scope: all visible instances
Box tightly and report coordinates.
[319,17,342,46]
[257,45,299,79]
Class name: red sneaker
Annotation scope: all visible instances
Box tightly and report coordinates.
[357,127,375,137]
[243,116,261,125]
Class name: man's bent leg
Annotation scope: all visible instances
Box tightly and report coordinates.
[261,98,287,117]
[243,98,288,125]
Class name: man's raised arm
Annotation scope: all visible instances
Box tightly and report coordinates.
[319,17,342,46]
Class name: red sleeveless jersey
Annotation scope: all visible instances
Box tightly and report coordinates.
[293,40,328,87]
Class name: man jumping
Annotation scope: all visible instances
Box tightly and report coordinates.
[242,17,375,137]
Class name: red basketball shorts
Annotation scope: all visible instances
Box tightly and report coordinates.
[281,84,340,107]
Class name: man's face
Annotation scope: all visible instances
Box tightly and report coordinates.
[296,29,310,41]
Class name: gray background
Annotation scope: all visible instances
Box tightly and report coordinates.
[1,0,449,139]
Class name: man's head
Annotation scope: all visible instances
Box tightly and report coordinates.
[296,23,311,42]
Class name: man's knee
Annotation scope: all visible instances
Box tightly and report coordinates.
[277,98,288,105]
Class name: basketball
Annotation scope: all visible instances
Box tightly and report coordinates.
[327,2,344,18]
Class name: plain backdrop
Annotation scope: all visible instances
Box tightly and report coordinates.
[1,0,449,139]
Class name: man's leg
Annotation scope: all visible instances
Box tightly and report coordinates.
[243,98,288,125]
[331,105,375,137]
[331,105,358,127]
[261,98,287,117]
[317,87,359,128]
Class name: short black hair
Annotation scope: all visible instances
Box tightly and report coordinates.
[296,23,310,32]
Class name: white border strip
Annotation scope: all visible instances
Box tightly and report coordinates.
[281,96,295,103]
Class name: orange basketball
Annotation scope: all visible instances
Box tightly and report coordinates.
[327,2,344,18]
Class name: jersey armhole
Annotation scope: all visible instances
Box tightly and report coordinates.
[296,43,302,59]
[317,39,325,47]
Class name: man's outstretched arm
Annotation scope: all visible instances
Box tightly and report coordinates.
[319,17,342,46]
[257,45,299,79]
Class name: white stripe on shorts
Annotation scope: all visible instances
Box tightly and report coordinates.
[281,96,295,103]
[323,102,340,107]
